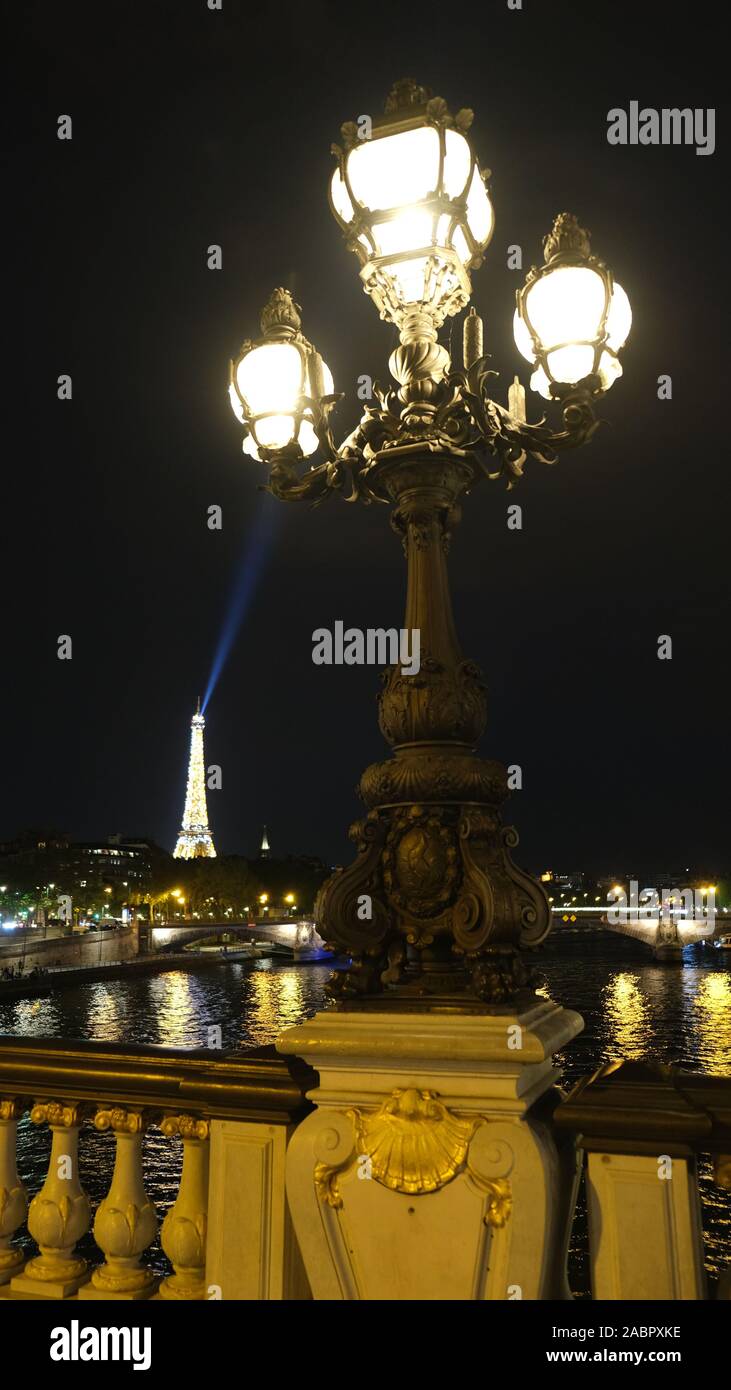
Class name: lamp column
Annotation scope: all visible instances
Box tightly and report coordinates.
[236,80,632,1302]
[279,417,583,1300]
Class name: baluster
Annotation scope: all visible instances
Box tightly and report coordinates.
[0,1099,28,1284]
[159,1114,210,1300]
[79,1106,158,1300]
[11,1100,91,1298]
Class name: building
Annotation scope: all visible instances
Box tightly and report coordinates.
[541,869,587,893]
[0,832,156,895]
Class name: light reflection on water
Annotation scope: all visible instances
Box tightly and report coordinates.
[601,972,654,1061]
[0,942,729,1290]
[687,972,731,1076]
[0,962,333,1051]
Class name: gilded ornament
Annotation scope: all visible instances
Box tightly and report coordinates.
[483,1179,512,1228]
[349,1089,478,1194]
[314,1162,344,1209]
[161,1114,210,1141]
[30,1101,81,1127]
[94,1107,145,1134]
[0,1099,23,1122]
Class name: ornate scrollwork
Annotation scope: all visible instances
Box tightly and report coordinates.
[160,1114,210,1141]
[317,788,547,1004]
[0,1099,24,1122]
[258,329,601,505]
[315,813,391,961]
[30,1101,84,1128]
[378,653,487,747]
[436,356,601,489]
[501,826,552,948]
[94,1107,147,1135]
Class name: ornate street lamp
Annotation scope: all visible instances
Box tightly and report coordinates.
[329,79,493,337]
[229,289,336,463]
[227,79,632,1006]
[513,212,631,399]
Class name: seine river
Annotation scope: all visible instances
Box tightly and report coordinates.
[1,931,729,1296]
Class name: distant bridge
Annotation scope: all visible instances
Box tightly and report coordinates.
[550,906,718,959]
[149,918,331,961]
[602,917,715,959]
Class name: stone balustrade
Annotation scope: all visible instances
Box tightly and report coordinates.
[0,1035,729,1301]
[0,1038,315,1300]
[555,1059,731,1301]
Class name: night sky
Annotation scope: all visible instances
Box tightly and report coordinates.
[3,1,728,874]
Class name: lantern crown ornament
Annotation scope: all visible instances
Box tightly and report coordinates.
[513,212,632,400]
[329,79,494,341]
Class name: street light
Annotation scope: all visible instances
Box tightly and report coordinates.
[514,213,631,399]
[227,79,632,1005]
[229,290,335,462]
[329,81,493,335]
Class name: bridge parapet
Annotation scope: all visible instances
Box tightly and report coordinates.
[0,1039,728,1300]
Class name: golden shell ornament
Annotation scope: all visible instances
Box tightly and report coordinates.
[349,1088,478,1195]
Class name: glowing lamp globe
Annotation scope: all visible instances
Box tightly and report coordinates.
[514,213,631,400]
[229,288,334,461]
[329,79,494,335]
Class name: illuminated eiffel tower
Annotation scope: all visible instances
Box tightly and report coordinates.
[173,699,217,859]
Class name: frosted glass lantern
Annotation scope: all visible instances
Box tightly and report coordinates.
[229,289,333,461]
[330,81,494,333]
[514,213,631,399]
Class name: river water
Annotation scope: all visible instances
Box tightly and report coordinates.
[1,931,729,1295]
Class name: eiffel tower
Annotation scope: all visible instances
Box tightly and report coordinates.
[173,698,217,859]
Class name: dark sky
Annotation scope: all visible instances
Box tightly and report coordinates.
[2,0,728,874]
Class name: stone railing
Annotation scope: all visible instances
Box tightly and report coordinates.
[1,1035,729,1301]
[0,1037,315,1301]
[555,1059,731,1300]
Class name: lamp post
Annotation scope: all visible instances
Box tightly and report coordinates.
[228,79,631,1009]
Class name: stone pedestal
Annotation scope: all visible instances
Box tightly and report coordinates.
[277,998,583,1301]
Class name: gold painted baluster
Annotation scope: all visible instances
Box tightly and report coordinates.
[159,1114,210,1300]
[11,1101,91,1298]
[79,1106,158,1300]
[0,1099,28,1285]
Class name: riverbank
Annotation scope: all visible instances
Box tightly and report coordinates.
[0,947,280,999]
[0,923,139,975]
